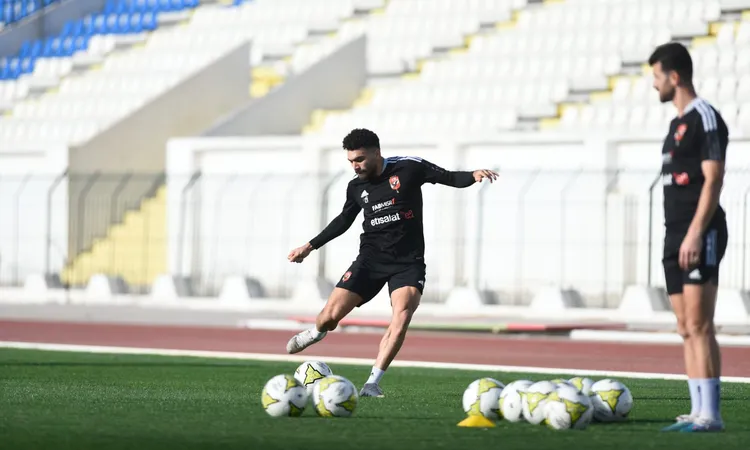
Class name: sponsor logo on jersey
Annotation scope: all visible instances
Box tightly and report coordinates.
[674,172,690,185]
[342,271,352,282]
[662,172,690,186]
[370,213,400,226]
[389,175,401,191]
[372,197,396,212]
[361,190,369,204]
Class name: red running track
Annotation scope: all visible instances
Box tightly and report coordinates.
[1,320,749,377]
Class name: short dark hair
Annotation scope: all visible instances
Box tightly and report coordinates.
[343,128,379,151]
[648,42,693,85]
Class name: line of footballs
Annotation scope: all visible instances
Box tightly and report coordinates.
[460,376,633,430]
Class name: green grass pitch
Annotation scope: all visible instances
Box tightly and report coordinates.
[1,348,749,450]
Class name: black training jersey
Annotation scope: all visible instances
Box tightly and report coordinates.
[661,97,728,231]
[309,156,476,263]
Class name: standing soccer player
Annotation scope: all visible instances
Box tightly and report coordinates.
[649,42,729,433]
[285,128,498,398]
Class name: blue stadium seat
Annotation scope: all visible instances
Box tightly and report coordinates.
[1,0,229,80]
[0,0,62,28]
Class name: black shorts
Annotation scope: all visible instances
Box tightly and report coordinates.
[335,258,426,307]
[662,220,728,295]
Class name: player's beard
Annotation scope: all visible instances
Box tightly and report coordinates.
[659,84,676,103]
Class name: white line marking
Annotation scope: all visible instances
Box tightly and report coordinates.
[2,341,749,384]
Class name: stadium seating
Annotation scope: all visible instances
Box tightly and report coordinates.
[5,0,750,145]
[306,0,750,137]
[0,0,377,146]
[0,0,61,30]
[0,0,200,143]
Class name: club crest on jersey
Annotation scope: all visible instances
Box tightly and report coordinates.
[342,271,352,282]
[674,123,687,145]
[389,175,401,191]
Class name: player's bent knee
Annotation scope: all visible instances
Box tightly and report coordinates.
[676,320,690,340]
[685,319,715,337]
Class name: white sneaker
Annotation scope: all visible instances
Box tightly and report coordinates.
[286,329,327,354]
[359,383,384,398]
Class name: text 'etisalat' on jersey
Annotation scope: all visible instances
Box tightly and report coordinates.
[308,156,476,263]
[660,98,728,230]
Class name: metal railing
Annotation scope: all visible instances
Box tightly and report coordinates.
[1,168,749,306]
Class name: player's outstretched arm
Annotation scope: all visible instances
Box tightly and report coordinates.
[288,183,362,263]
[416,158,498,188]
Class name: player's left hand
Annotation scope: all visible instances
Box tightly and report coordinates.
[679,231,702,270]
[473,169,498,183]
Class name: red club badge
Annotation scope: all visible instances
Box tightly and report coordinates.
[389,175,401,191]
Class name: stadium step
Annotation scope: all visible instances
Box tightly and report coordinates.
[249,65,286,98]
[61,185,167,290]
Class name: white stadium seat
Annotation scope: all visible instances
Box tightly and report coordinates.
[4,0,750,144]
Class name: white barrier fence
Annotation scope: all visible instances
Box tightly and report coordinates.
[159,133,750,317]
[1,132,750,322]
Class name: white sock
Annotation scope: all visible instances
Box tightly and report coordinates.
[688,379,702,417]
[310,327,326,339]
[698,378,721,421]
[366,367,385,385]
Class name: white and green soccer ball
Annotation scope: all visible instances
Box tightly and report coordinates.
[499,379,533,422]
[261,374,309,417]
[550,378,576,389]
[313,375,359,418]
[544,385,594,430]
[462,377,505,421]
[568,376,595,396]
[522,380,557,424]
[294,360,333,396]
[589,378,633,422]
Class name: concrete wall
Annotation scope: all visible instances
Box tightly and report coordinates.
[164,133,750,306]
[0,0,107,57]
[67,40,251,257]
[204,35,367,136]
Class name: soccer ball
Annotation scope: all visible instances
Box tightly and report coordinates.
[313,375,359,418]
[294,360,333,396]
[590,378,633,422]
[568,376,594,396]
[462,377,505,421]
[551,378,576,389]
[544,385,594,430]
[499,379,533,422]
[261,374,309,417]
[522,380,557,424]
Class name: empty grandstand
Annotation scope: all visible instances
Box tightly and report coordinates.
[0,0,749,322]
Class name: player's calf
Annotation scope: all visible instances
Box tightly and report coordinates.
[683,283,723,423]
[361,286,420,396]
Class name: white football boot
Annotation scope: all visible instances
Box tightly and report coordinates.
[286,328,327,354]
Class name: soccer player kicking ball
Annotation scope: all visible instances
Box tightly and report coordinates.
[649,43,729,433]
[285,128,498,398]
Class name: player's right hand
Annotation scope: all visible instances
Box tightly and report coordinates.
[288,243,313,263]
